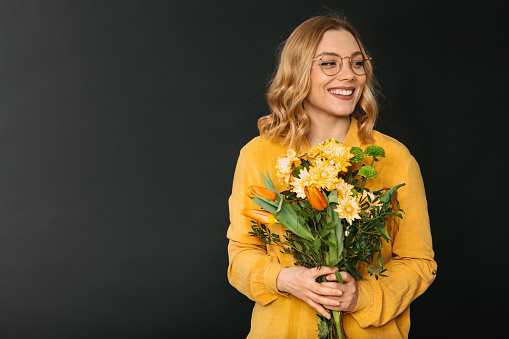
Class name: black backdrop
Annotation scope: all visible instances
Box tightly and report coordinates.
[0,1,506,338]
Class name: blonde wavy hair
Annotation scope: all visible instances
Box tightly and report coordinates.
[258,15,379,151]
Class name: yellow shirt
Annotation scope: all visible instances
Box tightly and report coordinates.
[227,119,437,339]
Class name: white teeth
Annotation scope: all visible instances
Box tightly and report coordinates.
[329,89,353,95]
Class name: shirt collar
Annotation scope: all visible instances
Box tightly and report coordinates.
[303,116,361,150]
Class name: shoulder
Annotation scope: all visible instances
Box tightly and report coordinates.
[369,130,421,179]
[371,130,414,163]
[239,136,289,160]
[236,136,291,182]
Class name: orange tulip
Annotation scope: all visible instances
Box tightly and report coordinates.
[247,185,277,201]
[304,186,328,211]
[241,209,277,225]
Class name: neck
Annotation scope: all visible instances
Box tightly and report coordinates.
[306,115,351,147]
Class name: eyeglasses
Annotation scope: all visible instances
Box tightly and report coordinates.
[312,53,372,76]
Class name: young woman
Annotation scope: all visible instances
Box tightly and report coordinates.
[227,15,436,338]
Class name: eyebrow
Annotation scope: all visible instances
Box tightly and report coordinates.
[314,51,363,58]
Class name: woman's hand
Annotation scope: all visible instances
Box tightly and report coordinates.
[276,267,359,318]
[276,266,344,319]
[322,271,359,312]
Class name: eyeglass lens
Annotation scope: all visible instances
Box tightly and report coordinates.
[318,54,368,76]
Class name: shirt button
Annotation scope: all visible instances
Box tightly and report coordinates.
[432,269,437,275]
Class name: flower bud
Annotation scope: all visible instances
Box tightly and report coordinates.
[241,209,277,225]
[304,186,328,211]
[247,186,277,201]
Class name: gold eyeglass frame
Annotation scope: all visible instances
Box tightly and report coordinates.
[312,52,372,76]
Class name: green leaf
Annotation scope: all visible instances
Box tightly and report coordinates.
[261,171,281,200]
[327,190,339,204]
[292,166,303,178]
[379,226,391,241]
[250,194,279,208]
[300,157,312,169]
[329,257,342,267]
[380,183,406,203]
[275,203,315,241]
[345,261,362,279]
[332,211,343,260]
[251,197,277,214]
[313,236,322,250]
[335,270,344,284]
[276,194,284,213]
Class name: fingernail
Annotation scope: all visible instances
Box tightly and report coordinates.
[337,291,342,296]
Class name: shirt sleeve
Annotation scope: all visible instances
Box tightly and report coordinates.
[226,149,289,305]
[349,155,437,327]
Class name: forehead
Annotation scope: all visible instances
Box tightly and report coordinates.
[315,29,361,56]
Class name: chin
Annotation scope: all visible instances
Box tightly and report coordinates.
[331,108,355,117]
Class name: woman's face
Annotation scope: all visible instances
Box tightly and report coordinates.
[303,29,366,121]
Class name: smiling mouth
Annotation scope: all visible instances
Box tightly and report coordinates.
[328,88,354,96]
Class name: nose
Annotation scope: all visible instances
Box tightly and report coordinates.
[336,57,356,81]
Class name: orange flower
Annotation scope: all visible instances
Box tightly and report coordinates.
[335,196,361,225]
[304,186,328,211]
[241,209,277,225]
[247,186,277,201]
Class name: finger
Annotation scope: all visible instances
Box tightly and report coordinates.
[325,271,354,283]
[307,299,331,319]
[319,282,343,296]
[310,266,337,278]
[339,271,354,284]
[325,303,343,312]
[309,292,341,309]
[325,273,338,281]
[314,282,343,297]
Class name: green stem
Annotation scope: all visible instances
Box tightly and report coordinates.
[358,177,367,196]
[332,311,343,339]
[317,276,344,339]
[358,156,377,195]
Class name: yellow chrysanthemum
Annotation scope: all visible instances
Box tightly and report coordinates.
[335,196,361,225]
[290,167,311,199]
[275,148,299,185]
[336,177,355,199]
[309,139,354,173]
[308,159,339,191]
[291,159,341,198]
[307,144,323,161]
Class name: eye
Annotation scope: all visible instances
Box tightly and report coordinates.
[320,60,337,68]
[319,55,340,69]
[351,61,364,69]
[351,56,365,69]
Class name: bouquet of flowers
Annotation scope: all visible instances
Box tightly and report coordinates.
[241,139,404,339]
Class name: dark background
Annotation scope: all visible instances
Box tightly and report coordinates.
[0,0,505,338]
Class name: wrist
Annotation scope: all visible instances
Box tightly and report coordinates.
[276,267,290,293]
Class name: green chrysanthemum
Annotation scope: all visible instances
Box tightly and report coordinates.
[364,145,386,158]
[349,147,364,163]
[358,165,377,179]
[317,316,330,339]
